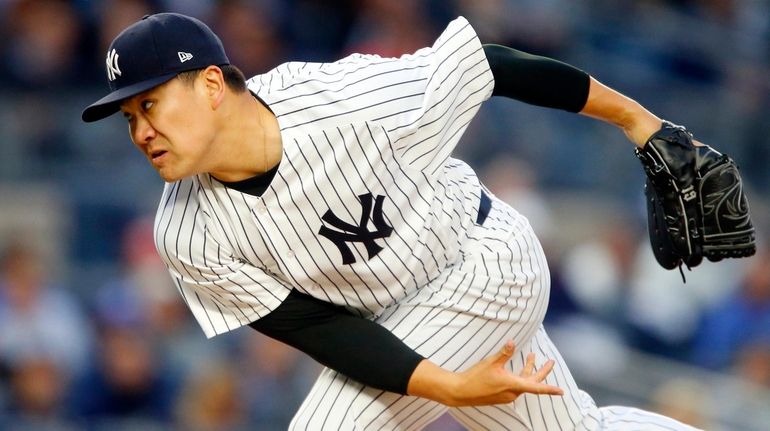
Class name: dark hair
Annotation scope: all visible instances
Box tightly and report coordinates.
[177,64,247,93]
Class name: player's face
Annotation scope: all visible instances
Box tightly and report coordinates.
[120,76,218,182]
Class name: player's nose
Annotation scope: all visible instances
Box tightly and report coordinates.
[132,117,157,146]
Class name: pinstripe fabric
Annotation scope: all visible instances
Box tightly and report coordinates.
[286,178,701,431]
[448,327,701,431]
[288,191,552,430]
[153,16,494,337]
[152,15,702,431]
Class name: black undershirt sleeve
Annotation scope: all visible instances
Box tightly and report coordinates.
[249,289,424,395]
[483,43,590,113]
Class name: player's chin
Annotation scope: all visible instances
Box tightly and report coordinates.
[152,157,199,182]
[155,166,187,183]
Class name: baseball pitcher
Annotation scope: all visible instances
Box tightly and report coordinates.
[83,13,753,430]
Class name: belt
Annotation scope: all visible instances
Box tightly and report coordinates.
[476,189,492,225]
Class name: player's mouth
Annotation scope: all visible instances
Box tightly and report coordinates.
[150,149,168,164]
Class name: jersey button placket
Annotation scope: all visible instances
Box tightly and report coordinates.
[255,200,267,215]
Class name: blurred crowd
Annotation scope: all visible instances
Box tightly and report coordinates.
[1,0,769,430]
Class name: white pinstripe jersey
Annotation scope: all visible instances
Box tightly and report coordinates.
[154,17,495,338]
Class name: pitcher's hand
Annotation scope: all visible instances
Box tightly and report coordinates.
[407,341,563,407]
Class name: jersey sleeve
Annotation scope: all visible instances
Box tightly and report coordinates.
[154,180,291,338]
[250,16,493,177]
[384,16,494,175]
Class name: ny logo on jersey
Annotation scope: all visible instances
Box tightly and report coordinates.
[318,193,393,265]
[106,48,121,81]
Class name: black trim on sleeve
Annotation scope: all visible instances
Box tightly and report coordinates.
[248,289,425,395]
[483,44,590,113]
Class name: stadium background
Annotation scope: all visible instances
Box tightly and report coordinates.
[1,0,769,430]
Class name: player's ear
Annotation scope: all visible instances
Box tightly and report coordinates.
[200,65,226,109]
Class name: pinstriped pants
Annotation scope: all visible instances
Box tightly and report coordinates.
[289,198,700,430]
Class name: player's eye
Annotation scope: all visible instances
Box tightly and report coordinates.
[141,100,154,111]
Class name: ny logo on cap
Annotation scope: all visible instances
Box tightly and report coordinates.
[106,49,121,81]
[178,52,193,63]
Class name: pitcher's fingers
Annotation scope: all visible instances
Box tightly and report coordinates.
[533,382,564,396]
[533,359,556,382]
[492,340,516,367]
[515,381,564,396]
[521,352,536,376]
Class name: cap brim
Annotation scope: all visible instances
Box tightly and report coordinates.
[81,72,178,122]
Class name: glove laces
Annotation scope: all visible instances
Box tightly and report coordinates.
[677,263,691,283]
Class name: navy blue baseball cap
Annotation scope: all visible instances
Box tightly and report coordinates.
[82,13,230,122]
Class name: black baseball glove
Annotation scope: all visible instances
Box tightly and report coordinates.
[635,121,756,272]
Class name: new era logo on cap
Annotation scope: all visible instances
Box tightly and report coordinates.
[178,52,193,63]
